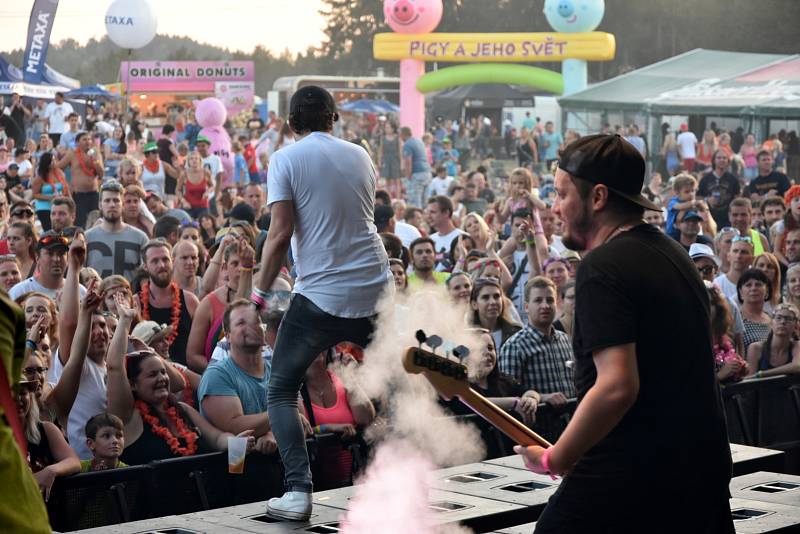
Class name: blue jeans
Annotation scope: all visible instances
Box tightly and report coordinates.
[267,294,375,492]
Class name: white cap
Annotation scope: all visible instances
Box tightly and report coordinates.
[689,243,720,267]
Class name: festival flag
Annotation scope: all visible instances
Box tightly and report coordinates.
[22,0,60,84]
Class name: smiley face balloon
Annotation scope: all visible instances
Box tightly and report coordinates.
[543,0,605,33]
[384,0,443,34]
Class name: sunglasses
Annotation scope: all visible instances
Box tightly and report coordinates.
[0,253,16,262]
[181,220,200,229]
[732,236,753,244]
[719,227,740,236]
[22,366,48,376]
[12,209,34,218]
[39,233,70,248]
[101,181,124,192]
[697,265,716,276]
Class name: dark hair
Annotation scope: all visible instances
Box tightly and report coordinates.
[375,189,392,206]
[161,124,175,135]
[67,112,79,121]
[380,232,403,259]
[9,221,36,258]
[85,412,124,440]
[37,151,54,180]
[511,208,532,224]
[409,236,435,254]
[757,149,771,160]
[52,196,76,214]
[153,216,181,241]
[736,268,772,304]
[446,271,471,289]
[404,207,422,221]
[427,195,453,217]
[761,195,784,214]
[75,131,89,143]
[289,107,336,135]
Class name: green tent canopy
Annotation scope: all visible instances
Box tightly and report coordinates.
[558,49,800,118]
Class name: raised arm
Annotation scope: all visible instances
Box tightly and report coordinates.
[107,294,136,423]
[236,238,255,299]
[58,233,85,366]
[48,280,102,424]
[202,233,235,295]
[186,298,212,374]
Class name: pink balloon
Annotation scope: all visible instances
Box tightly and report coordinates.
[384,0,442,34]
[193,97,234,187]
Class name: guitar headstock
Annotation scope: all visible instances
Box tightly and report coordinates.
[402,346,470,400]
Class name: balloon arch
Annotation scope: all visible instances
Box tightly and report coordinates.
[374,0,616,136]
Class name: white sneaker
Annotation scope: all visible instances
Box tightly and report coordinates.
[266,491,312,521]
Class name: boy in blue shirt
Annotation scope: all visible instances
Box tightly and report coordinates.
[666,174,703,239]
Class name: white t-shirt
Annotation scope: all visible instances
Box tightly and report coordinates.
[44,101,74,134]
[394,221,422,248]
[430,227,465,271]
[676,131,698,159]
[8,277,86,302]
[202,154,223,190]
[267,131,391,318]
[52,353,107,460]
[16,159,32,178]
[427,176,454,197]
[714,273,739,304]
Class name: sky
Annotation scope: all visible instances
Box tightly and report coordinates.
[0,0,328,54]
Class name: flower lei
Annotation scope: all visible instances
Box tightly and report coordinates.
[140,280,181,346]
[713,338,748,382]
[144,158,161,174]
[135,400,198,456]
[75,148,97,177]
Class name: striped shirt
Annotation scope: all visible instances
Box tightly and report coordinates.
[498,325,576,397]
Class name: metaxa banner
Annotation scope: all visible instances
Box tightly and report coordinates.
[22,0,60,84]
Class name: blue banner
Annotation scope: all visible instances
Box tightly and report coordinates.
[22,0,60,84]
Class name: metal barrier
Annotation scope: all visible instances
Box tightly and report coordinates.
[721,375,800,450]
[45,432,363,532]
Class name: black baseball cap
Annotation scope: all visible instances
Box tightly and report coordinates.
[558,134,659,211]
[289,85,337,117]
[227,202,255,225]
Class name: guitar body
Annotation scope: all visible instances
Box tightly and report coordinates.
[403,347,552,448]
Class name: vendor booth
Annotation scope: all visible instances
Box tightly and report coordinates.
[558,49,800,153]
[119,60,255,125]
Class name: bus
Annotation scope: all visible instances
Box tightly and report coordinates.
[272,75,400,116]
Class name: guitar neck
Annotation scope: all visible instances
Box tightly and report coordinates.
[456,387,552,448]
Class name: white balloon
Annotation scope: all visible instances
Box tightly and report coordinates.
[105,0,158,50]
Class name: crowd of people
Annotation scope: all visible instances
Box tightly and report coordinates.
[0,86,797,524]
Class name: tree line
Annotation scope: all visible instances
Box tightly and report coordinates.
[2,0,798,95]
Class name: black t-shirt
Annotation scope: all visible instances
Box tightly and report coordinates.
[745,171,791,198]
[674,233,713,252]
[571,224,730,489]
[697,171,740,227]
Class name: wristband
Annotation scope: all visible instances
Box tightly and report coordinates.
[523,238,536,245]
[540,448,558,480]
[250,291,266,310]
[26,339,37,351]
[241,264,255,270]
[240,267,253,272]
[512,398,519,411]
[314,425,321,434]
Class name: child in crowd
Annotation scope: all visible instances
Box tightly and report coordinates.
[81,413,128,472]
[666,173,702,239]
[773,185,800,267]
[232,141,249,191]
[497,167,546,225]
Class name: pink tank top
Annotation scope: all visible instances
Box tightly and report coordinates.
[311,372,356,486]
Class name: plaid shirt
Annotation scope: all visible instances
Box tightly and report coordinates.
[498,324,576,397]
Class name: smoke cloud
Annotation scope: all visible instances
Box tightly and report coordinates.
[336,287,488,534]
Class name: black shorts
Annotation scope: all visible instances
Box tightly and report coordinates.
[165,174,177,195]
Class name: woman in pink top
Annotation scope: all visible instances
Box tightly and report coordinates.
[300,349,375,490]
[740,133,760,181]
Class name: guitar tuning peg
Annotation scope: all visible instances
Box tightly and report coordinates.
[426,335,443,354]
[443,340,455,359]
[415,330,428,348]
[452,345,470,362]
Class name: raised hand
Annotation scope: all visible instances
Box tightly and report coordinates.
[68,233,86,269]
[81,278,103,313]
[238,236,255,267]
[114,293,136,322]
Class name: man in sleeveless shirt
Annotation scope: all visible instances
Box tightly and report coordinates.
[57,131,104,229]
[139,240,199,366]
[254,86,391,521]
